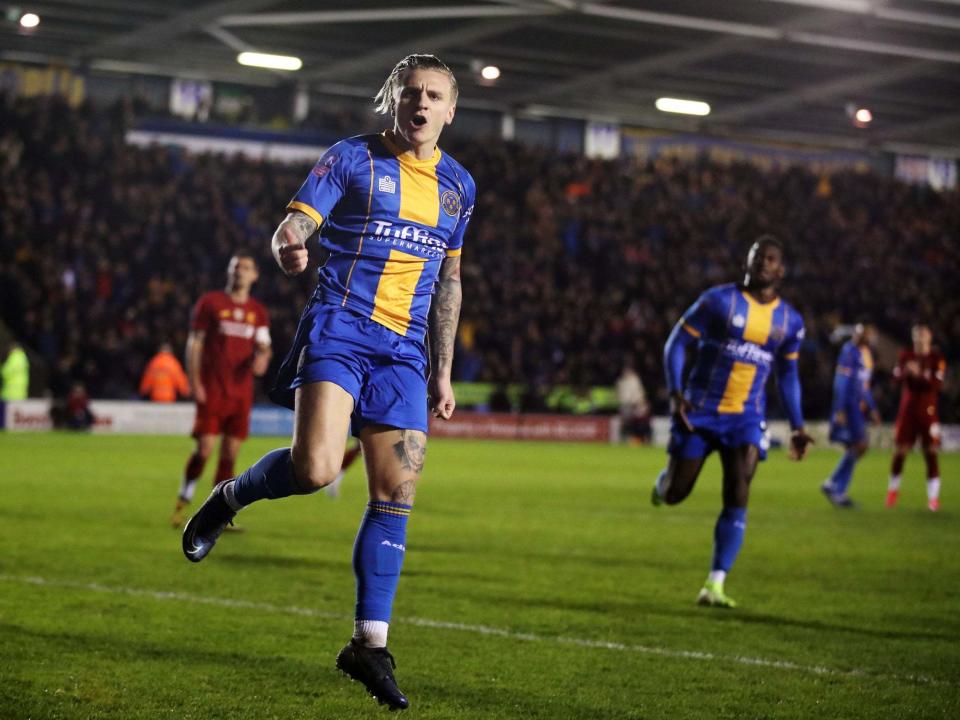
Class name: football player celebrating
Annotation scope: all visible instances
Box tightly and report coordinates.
[652,236,812,608]
[181,54,475,711]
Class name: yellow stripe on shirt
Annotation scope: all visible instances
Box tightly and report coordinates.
[741,292,780,346]
[397,159,440,228]
[718,361,758,414]
[372,249,427,335]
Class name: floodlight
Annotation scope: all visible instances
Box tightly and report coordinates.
[237,52,302,71]
[655,97,711,116]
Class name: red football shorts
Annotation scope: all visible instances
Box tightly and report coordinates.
[894,409,940,449]
[192,396,252,440]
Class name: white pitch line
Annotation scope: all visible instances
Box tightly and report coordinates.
[1,573,952,688]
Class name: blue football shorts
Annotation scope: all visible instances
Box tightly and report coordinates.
[829,406,867,446]
[270,299,428,436]
[669,409,769,461]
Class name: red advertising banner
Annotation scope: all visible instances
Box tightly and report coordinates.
[429,411,614,443]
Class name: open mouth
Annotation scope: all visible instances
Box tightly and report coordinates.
[411,114,427,127]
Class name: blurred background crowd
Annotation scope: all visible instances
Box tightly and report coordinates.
[2,92,957,421]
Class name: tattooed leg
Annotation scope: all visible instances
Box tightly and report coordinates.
[351,425,422,655]
[360,426,427,504]
[392,429,426,474]
[352,426,424,637]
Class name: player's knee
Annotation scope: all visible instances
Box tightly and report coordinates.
[290,449,340,490]
[663,483,691,505]
[661,464,699,505]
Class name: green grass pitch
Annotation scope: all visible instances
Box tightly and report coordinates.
[1,432,958,719]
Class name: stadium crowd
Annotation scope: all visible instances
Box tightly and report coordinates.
[2,92,958,420]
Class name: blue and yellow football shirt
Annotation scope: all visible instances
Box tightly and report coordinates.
[668,283,805,420]
[288,131,476,338]
[831,340,876,416]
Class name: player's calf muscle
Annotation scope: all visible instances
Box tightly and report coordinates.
[662,457,701,504]
[664,482,694,505]
[390,479,417,505]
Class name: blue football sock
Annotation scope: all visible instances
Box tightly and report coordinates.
[711,507,747,573]
[353,501,411,623]
[828,451,858,495]
[229,448,299,507]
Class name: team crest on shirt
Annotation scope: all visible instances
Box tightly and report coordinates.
[312,153,338,178]
[732,314,746,328]
[219,309,231,318]
[233,308,244,321]
[246,311,256,323]
[441,190,462,217]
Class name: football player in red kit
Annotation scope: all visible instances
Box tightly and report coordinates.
[887,323,946,512]
[171,252,272,526]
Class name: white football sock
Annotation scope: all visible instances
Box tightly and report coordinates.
[178,477,199,503]
[354,620,389,648]
[888,475,901,492]
[927,477,941,502]
[707,570,727,586]
[655,470,668,499]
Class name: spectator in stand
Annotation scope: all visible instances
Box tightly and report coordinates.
[1,341,29,400]
[65,381,95,430]
[1,91,958,422]
[139,342,190,402]
[616,356,651,444]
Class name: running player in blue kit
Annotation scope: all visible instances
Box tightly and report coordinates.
[181,54,475,710]
[652,237,813,608]
[822,323,880,508]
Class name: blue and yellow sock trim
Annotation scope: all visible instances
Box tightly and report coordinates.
[367,500,412,518]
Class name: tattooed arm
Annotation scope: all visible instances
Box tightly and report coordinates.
[427,255,462,419]
[271,211,318,277]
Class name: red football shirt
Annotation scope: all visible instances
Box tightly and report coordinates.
[191,290,270,401]
[893,348,945,423]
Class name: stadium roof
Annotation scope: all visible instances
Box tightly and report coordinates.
[4,0,960,155]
